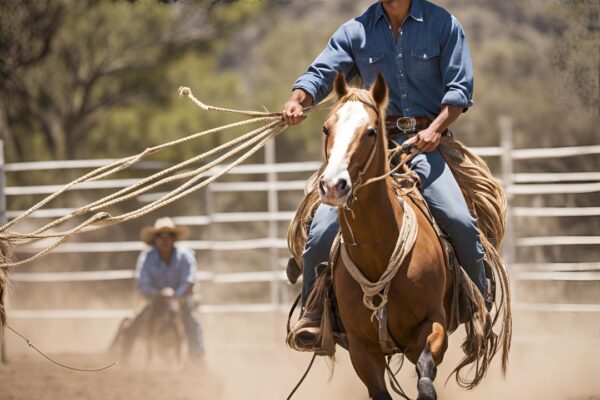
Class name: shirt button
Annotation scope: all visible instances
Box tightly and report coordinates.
[400,30,403,35]
[405,108,411,112]
[401,94,407,99]
[400,73,405,78]
[398,53,403,58]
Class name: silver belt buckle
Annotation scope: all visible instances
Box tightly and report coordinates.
[396,117,417,133]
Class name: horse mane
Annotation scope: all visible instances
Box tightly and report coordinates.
[336,88,378,111]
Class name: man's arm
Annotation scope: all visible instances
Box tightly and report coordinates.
[408,15,474,152]
[175,250,197,298]
[283,24,357,126]
[135,251,158,297]
[439,15,474,112]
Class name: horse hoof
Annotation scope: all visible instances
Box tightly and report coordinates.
[417,377,437,400]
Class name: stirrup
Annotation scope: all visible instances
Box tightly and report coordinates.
[287,311,322,352]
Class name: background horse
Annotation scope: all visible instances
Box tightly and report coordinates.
[110,296,187,366]
[317,73,508,400]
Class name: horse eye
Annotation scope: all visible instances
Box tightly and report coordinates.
[366,128,377,137]
[322,126,329,136]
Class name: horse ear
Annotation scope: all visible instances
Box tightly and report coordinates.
[370,72,388,108]
[334,72,348,99]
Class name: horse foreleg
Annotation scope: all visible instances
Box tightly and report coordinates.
[348,339,391,400]
[408,318,448,400]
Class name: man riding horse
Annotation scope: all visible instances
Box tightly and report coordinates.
[283,0,492,343]
[136,217,205,358]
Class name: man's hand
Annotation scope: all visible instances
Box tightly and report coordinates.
[282,99,306,125]
[282,89,313,126]
[404,127,442,153]
[404,105,462,152]
[160,287,175,297]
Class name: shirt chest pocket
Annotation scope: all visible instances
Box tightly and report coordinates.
[410,47,441,79]
[356,52,386,86]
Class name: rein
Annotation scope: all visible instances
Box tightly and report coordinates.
[7,325,116,372]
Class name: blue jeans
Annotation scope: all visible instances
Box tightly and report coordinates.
[301,146,487,305]
[183,299,205,355]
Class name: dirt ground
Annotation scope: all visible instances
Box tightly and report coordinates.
[1,312,599,400]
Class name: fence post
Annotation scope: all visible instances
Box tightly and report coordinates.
[204,183,216,284]
[0,139,7,363]
[265,140,280,310]
[499,117,516,269]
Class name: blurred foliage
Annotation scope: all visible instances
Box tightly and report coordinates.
[0,0,263,162]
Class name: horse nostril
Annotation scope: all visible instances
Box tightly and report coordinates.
[319,179,326,194]
[336,179,347,192]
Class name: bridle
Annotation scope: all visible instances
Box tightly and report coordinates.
[321,98,418,200]
[321,97,419,246]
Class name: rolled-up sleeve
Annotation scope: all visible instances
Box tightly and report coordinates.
[292,24,357,104]
[440,16,474,111]
[135,251,157,296]
[175,250,197,297]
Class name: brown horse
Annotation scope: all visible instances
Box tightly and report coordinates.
[314,73,507,399]
[110,296,187,365]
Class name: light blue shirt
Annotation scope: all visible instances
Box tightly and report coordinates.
[135,246,197,297]
[292,0,474,118]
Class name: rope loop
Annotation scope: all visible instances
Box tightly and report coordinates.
[341,195,419,321]
[0,86,325,268]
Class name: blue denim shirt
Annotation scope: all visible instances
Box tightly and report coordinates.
[135,246,197,297]
[292,0,474,118]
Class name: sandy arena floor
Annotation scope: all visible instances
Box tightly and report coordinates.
[1,312,599,400]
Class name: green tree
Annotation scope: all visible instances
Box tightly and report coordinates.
[0,0,262,162]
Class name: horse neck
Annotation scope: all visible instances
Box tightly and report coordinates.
[339,137,401,281]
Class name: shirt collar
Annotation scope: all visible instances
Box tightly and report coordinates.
[376,0,424,24]
[151,246,177,265]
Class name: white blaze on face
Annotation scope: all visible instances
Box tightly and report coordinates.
[322,101,369,185]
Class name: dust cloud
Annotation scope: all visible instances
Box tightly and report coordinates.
[1,310,599,400]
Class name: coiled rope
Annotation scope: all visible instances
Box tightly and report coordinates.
[0,87,322,268]
[340,194,418,321]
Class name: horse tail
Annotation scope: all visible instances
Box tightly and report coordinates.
[439,137,512,388]
[0,268,6,331]
[0,239,11,332]
[439,136,507,250]
[448,233,512,389]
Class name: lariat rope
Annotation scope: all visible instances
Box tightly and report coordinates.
[7,325,116,372]
[340,194,418,321]
[0,87,323,268]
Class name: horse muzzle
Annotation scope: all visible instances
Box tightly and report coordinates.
[318,173,352,207]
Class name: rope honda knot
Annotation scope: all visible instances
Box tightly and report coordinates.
[178,86,191,97]
[179,86,209,111]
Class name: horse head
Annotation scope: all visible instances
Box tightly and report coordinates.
[319,72,389,207]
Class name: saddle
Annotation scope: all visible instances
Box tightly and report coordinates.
[286,137,505,356]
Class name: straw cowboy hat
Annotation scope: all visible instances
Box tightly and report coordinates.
[140,217,190,245]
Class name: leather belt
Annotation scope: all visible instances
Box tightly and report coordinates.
[385,116,432,136]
